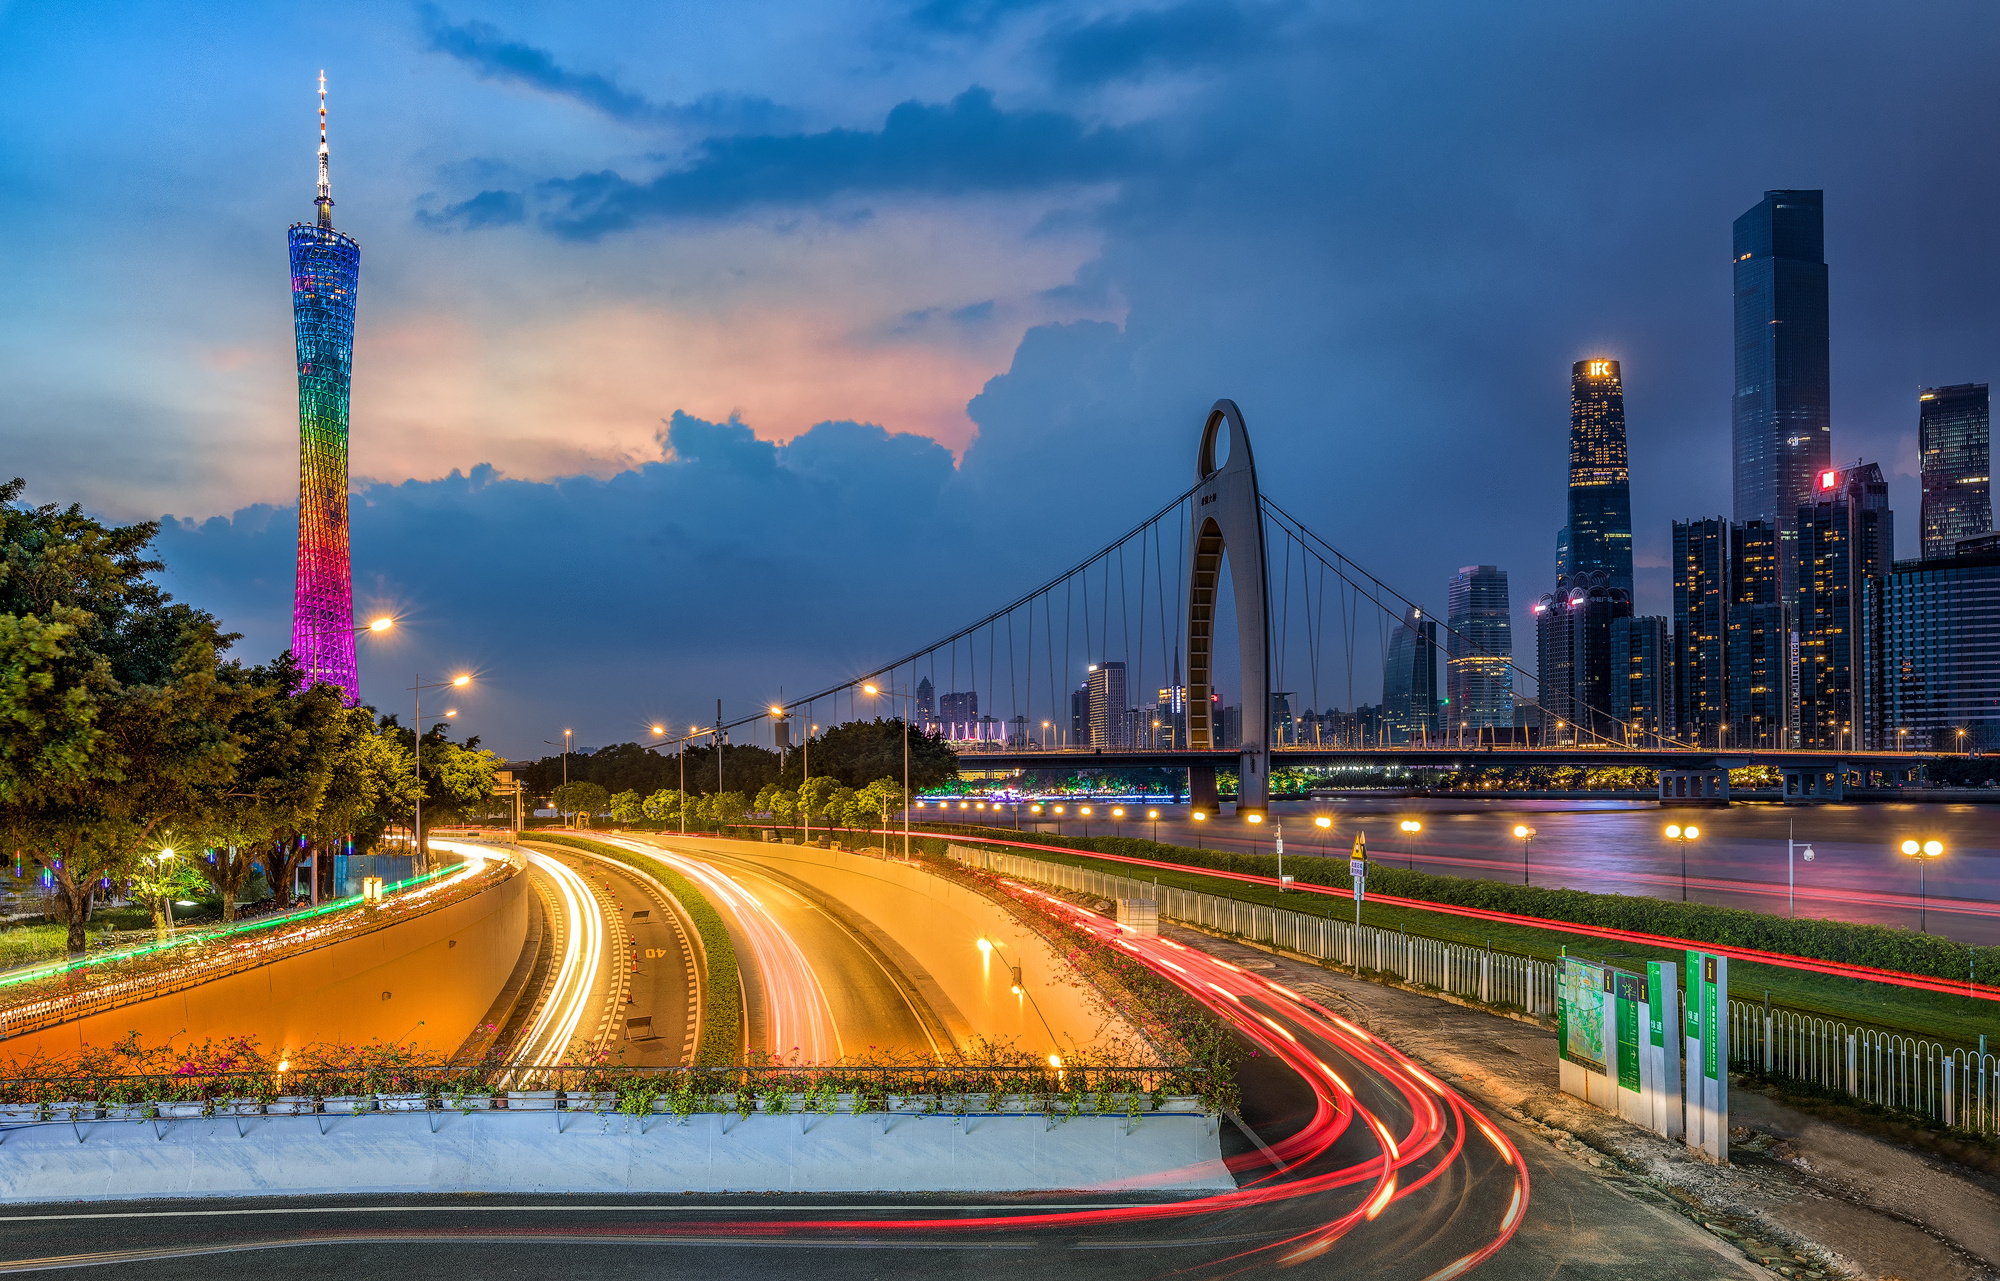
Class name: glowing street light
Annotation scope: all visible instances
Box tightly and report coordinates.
[1665,822,1700,901]
[367,616,394,632]
[1112,805,1125,837]
[1191,808,1206,850]
[409,672,474,860]
[1147,808,1160,842]
[1513,824,1536,886]
[1900,838,1946,931]
[1400,818,1423,870]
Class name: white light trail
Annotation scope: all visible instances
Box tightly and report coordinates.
[512,853,604,1067]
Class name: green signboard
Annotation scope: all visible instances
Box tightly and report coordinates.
[1558,957,1606,1070]
[1614,970,1644,1093]
[1701,954,1721,1081]
[1646,961,1667,1048]
[1684,950,1701,1040]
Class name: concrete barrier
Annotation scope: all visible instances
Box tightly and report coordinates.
[682,840,1145,1058]
[0,862,530,1061]
[0,1107,1232,1198]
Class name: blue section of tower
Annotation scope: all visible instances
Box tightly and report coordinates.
[288,222,361,699]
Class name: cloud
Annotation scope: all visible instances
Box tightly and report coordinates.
[1042,0,1270,87]
[441,87,1146,239]
[418,4,788,133]
[417,188,525,230]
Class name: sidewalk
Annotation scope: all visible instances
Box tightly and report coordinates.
[1166,922,2000,1281]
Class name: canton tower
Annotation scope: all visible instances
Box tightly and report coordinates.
[289,71,362,700]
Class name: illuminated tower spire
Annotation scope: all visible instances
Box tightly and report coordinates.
[315,69,333,229]
[290,71,362,701]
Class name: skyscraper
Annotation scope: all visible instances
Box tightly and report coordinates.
[290,73,362,701]
[1445,565,1513,731]
[1876,544,2000,751]
[1672,519,1733,745]
[1918,383,1992,559]
[1382,605,1439,745]
[1087,662,1128,748]
[1795,461,1892,748]
[1733,190,1831,593]
[1611,615,1671,745]
[1567,360,1634,594]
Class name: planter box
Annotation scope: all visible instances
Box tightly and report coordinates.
[445,1094,496,1112]
[321,1095,374,1115]
[101,1103,157,1122]
[52,1102,100,1122]
[155,1100,209,1119]
[266,1096,317,1116]
[376,1093,430,1113]
[567,1091,618,1114]
[218,1098,264,1117]
[505,1090,559,1112]
[0,1105,43,1124]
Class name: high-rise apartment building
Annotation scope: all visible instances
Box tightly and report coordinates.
[938,691,978,739]
[1543,573,1632,744]
[1672,519,1734,744]
[1919,384,1992,560]
[1070,683,1089,747]
[291,74,363,700]
[1445,565,1514,731]
[1795,462,1893,747]
[1726,519,1787,748]
[1154,686,1187,750]
[1382,605,1440,744]
[1733,190,1831,595]
[1874,545,2000,751]
[1567,360,1635,595]
[1611,615,1671,744]
[1086,661,1128,749]
[915,676,935,723]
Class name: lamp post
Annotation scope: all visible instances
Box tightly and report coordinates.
[1080,805,1092,838]
[1665,822,1700,901]
[1787,821,1814,918]
[863,683,912,859]
[1513,824,1536,886]
[156,847,177,933]
[409,673,471,864]
[1191,808,1205,849]
[1112,806,1125,838]
[1400,818,1422,870]
[1900,838,1946,932]
[1148,808,1160,843]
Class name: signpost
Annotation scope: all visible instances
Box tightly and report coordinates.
[1348,833,1367,927]
[1685,950,1729,1162]
[1558,956,1680,1139]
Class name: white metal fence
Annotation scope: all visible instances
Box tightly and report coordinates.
[950,842,2000,1136]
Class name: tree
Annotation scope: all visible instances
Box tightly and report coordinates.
[796,776,838,826]
[642,788,683,823]
[824,786,858,829]
[552,780,609,825]
[0,480,248,953]
[125,849,208,940]
[766,787,798,827]
[855,777,902,829]
[781,719,957,791]
[708,790,747,827]
[303,706,420,879]
[608,789,646,824]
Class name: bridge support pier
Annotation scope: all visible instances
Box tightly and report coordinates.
[1188,765,1219,813]
[1781,764,1846,803]
[1659,769,1731,806]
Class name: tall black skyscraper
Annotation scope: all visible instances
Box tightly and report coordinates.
[1733,190,1831,592]
[1918,383,1992,559]
[1445,565,1513,731]
[1567,359,1634,595]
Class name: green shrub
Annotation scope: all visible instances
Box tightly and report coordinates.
[523,834,741,1065]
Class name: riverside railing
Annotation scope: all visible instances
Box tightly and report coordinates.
[951,841,2000,1136]
[0,859,509,1042]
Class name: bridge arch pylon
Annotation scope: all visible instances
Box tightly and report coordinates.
[1184,399,1272,818]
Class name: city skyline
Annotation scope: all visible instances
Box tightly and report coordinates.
[4,3,1997,754]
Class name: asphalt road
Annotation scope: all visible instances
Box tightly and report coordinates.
[511,846,696,1067]
[620,835,950,1062]
[1000,796,2000,943]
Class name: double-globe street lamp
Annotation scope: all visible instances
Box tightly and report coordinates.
[1899,838,1946,932]
[1665,822,1700,901]
[1400,819,1423,870]
[1513,824,1536,887]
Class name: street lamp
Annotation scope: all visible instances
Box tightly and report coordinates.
[1513,824,1536,886]
[1112,806,1125,837]
[409,673,472,862]
[1147,808,1160,842]
[1080,805,1092,837]
[1899,838,1946,932]
[1192,808,1206,849]
[1400,818,1422,870]
[862,683,913,859]
[1786,822,1813,919]
[1665,822,1700,902]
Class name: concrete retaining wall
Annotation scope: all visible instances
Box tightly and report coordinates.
[709,841,1142,1057]
[0,865,530,1061]
[0,1108,1232,1198]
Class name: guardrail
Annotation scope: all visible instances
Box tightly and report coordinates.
[951,841,2000,1136]
[0,859,509,1042]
